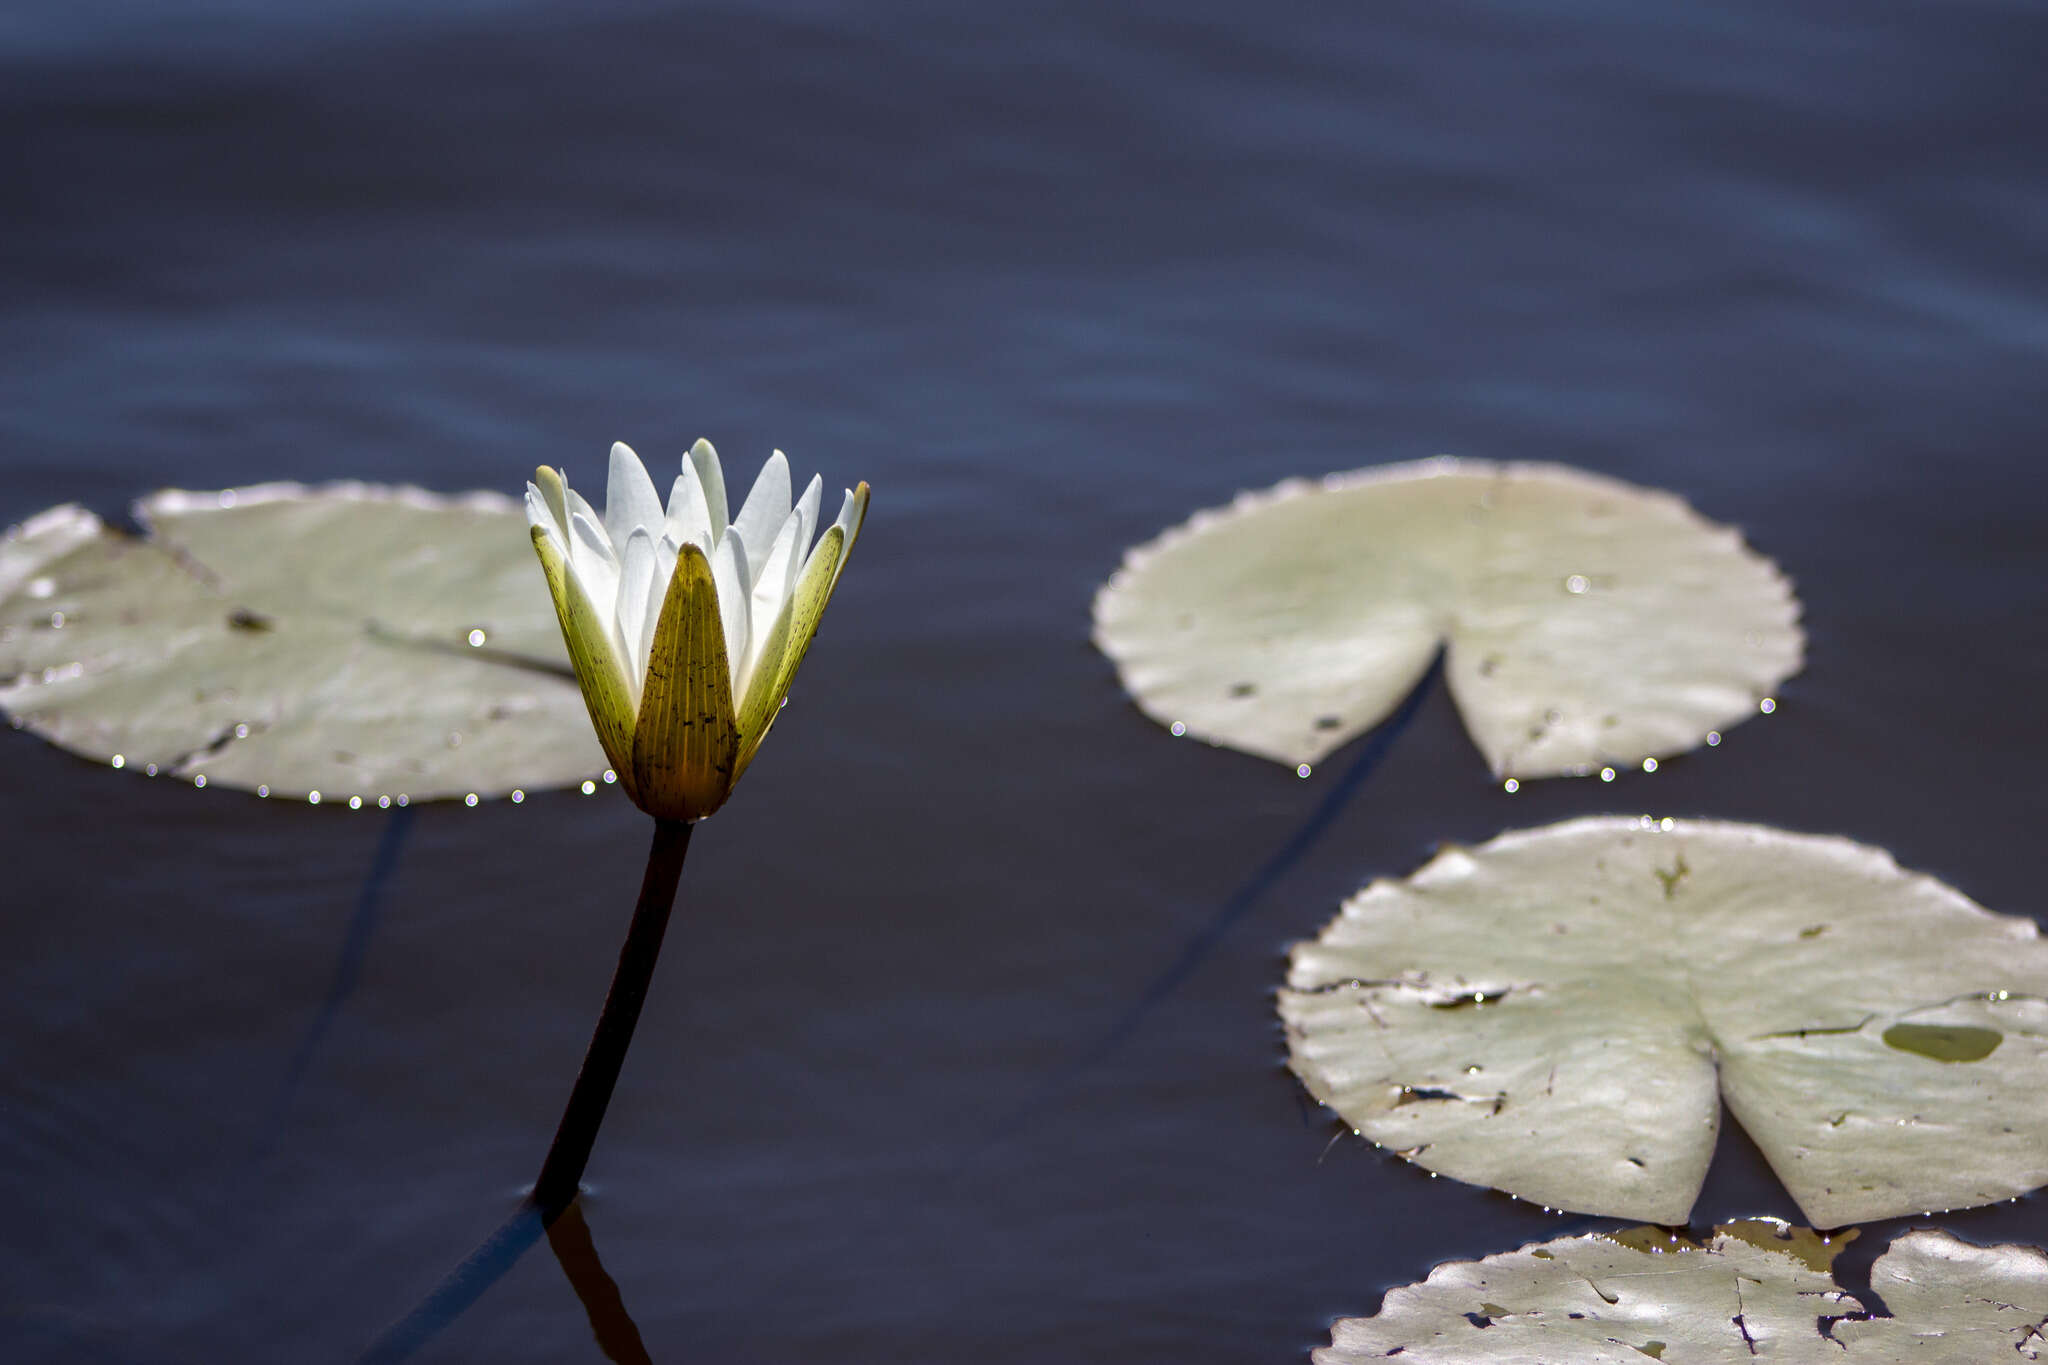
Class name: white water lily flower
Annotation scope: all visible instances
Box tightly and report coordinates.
[526,439,868,821]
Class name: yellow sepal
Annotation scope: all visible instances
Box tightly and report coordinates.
[531,523,641,802]
[631,540,740,821]
[533,465,569,535]
[733,520,846,782]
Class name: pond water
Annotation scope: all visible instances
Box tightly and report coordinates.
[4,0,2046,1360]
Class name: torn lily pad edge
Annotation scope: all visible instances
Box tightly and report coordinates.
[1316,1217,2048,1364]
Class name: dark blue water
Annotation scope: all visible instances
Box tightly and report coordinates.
[4,1,2046,1359]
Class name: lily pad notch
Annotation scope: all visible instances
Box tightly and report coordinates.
[1093,460,1803,781]
[1280,816,2048,1226]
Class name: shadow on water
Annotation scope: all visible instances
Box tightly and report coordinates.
[247,804,418,1172]
[339,808,667,1363]
[0,804,427,1365]
[356,1199,649,1364]
[391,658,1443,1355]
[972,653,1445,1155]
[356,1202,548,1364]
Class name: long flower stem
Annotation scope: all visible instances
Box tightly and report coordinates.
[532,816,694,1214]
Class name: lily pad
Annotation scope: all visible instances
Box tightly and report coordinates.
[1280,817,2048,1226]
[1091,460,1802,778]
[0,484,607,804]
[1319,1219,2048,1363]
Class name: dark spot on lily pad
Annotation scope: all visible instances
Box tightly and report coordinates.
[1430,989,1511,1010]
[1882,1022,2002,1063]
[1393,1085,1460,1107]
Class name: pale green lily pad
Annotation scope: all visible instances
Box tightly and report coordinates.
[0,503,101,602]
[1319,1220,2048,1363]
[1280,817,2048,1226]
[1092,460,1802,778]
[0,484,607,804]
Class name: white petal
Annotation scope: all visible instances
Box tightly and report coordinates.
[744,512,806,686]
[568,510,622,653]
[638,572,669,691]
[618,527,659,691]
[566,487,604,543]
[688,439,728,542]
[736,589,796,727]
[655,535,680,597]
[709,532,752,692]
[823,482,869,594]
[826,486,863,567]
[730,449,792,572]
[525,485,564,552]
[795,492,852,582]
[605,442,665,549]
[788,474,822,560]
[664,469,714,552]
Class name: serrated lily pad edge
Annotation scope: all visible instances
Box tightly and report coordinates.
[1091,456,1805,778]
[0,484,614,807]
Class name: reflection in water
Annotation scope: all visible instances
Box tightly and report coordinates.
[356,1199,651,1364]
[975,654,1445,1151]
[548,1203,655,1365]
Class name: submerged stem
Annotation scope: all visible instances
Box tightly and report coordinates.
[532,816,694,1213]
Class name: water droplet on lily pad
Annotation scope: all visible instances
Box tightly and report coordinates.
[0,485,607,803]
